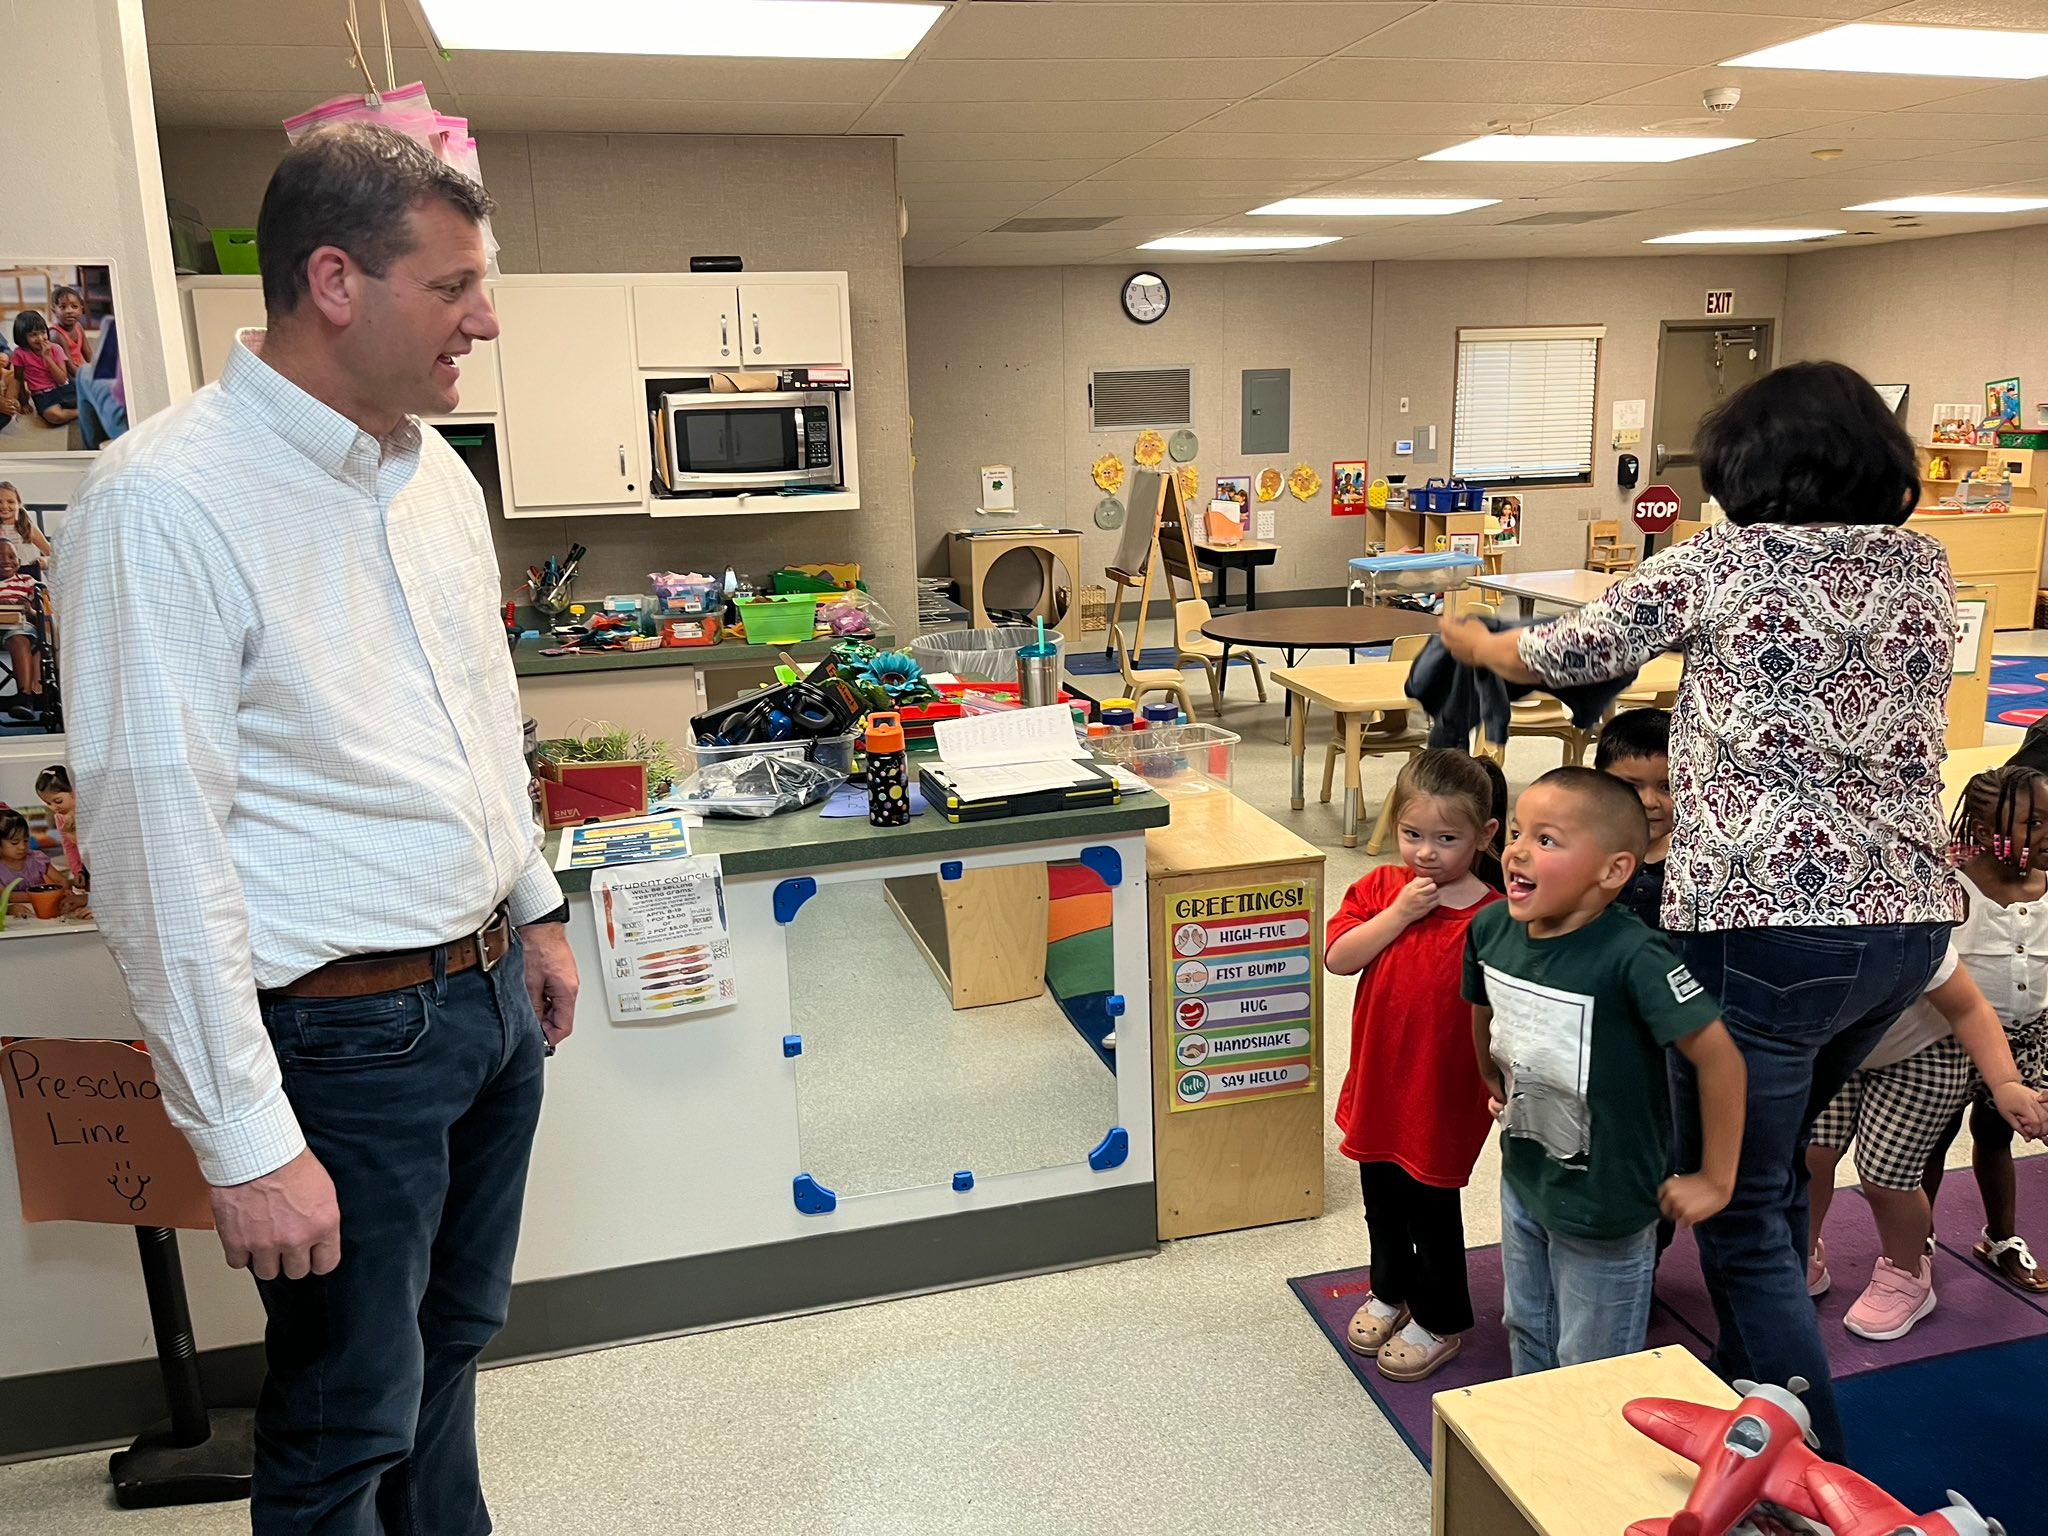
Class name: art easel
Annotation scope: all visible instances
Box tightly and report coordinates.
[1102,469,1207,656]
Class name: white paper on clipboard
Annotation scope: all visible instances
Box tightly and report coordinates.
[591,855,737,1022]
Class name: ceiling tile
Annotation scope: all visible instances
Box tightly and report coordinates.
[146,44,440,95]
[1146,130,1466,161]
[897,132,1167,162]
[853,100,1218,134]
[143,0,433,47]
[1603,65,1985,113]
[924,2,1423,60]
[458,98,868,135]
[888,58,1309,103]
[1346,3,1816,65]
[444,54,898,102]
[1529,104,1870,138]
[1101,156,1396,182]
[1266,57,1668,103]
[1200,99,1570,135]
[151,89,325,130]
[897,178,1087,201]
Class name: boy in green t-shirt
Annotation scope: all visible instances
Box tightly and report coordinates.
[1464,767,1747,1375]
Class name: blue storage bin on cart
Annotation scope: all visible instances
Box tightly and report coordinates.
[1412,478,1487,512]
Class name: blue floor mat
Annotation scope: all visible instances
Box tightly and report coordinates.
[1833,1334,2048,1536]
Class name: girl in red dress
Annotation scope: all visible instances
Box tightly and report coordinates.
[1326,749,1504,1382]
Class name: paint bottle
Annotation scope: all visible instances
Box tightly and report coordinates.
[864,711,911,827]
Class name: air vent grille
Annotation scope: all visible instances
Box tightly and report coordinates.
[1090,367,1193,430]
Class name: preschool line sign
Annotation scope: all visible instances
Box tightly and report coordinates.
[2,1037,212,1229]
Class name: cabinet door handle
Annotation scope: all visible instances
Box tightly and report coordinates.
[752,313,761,353]
[720,315,729,356]
[618,445,627,475]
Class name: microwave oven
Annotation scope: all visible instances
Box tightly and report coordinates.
[654,389,843,495]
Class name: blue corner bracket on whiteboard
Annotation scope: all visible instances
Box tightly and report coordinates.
[940,860,963,881]
[773,877,817,924]
[792,1173,837,1215]
[782,1034,803,1058]
[1079,845,1122,887]
[1088,1127,1130,1171]
[952,1170,974,1191]
[1106,995,1126,1019]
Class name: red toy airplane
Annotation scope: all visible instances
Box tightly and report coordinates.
[1804,1461,2004,1536]
[1623,1379,1822,1536]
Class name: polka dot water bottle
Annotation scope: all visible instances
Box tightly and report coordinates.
[864,711,911,826]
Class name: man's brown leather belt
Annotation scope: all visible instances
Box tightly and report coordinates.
[260,908,512,1002]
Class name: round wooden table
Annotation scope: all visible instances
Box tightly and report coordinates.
[1201,605,1439,703]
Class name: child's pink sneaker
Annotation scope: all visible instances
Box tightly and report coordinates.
[1807,1240,1830,1298]
[1843,1256,1935,1341]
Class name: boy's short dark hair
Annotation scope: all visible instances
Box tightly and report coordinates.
[1696,360,1919,528]
[1531,766,1649,861]
[258,122,494,321]
[1594,708,1671,771]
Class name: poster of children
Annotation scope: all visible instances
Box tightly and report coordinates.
[1489,494,1522,548]
[1,263,126,456]
[1986,377,2021,431]
[0,755,88,928]
[0,459,75,737]
[1214,475,1251,534]
[1331,460,1368,517]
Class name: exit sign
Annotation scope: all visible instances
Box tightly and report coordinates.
[1705,290,1736,316]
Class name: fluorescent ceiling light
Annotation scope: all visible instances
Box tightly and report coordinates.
[418,0,945,59]
[1423,134,1749,164]
[1644,228,1844,244]
[1725,24,2048,80]
[1248,197,1499,216]
[1140,235,1340,252]
[1846,195,2048,214]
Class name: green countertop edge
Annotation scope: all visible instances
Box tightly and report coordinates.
[548,792,1170,891]
[513,629,897,678]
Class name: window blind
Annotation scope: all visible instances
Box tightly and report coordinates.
[1452,326,1603,485]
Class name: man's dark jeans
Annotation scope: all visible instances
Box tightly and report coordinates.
[1672,922,1947,1464]
[251,933,545,1534]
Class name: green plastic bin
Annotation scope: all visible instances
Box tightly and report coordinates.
[211,228,260,274]
[734,593,822,645]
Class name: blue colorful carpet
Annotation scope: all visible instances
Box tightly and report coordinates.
[1988,654,2048,728]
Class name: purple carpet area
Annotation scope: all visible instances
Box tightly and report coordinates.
[1289,1155,2048,1468]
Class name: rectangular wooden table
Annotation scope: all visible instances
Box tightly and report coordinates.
[1472,568,1620,618]
[1272,661,1417,847]
[1432,1347,1735,1536]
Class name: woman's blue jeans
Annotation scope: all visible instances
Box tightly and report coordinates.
[1671,922,1948,1464]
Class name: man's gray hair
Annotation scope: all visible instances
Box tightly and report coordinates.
[256,122,493,320]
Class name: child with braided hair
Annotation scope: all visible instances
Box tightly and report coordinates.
[1919,764,2048,1295]
[1807,764,2048,1338]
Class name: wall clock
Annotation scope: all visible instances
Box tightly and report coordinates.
[1121,271,1169,324]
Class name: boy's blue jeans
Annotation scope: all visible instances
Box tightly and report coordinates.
[1671,922,1948,1465]
[1500,1180,1658,1374]
[250,932,546,1535]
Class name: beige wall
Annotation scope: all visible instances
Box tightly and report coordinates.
[156,128,918,631]
[1783,227,2048,445]
[906,253,1792,597]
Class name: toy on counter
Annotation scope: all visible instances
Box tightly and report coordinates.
[1622,1380,2005,1536]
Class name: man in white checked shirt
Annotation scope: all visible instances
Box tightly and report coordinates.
[57,125,577,1535]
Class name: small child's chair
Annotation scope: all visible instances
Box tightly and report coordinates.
[1173,598,1265,713]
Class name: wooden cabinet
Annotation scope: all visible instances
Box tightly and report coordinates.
[632,284,741,367]
[739,282,843,365]
[492,284,644,515]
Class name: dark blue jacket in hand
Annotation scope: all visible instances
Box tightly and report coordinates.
[1405,614,1637,749]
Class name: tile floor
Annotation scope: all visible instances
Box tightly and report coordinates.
[0,635,2025,1535]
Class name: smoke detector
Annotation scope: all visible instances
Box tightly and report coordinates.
[1702,86,1742,114]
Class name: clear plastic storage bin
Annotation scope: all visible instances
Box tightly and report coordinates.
[1090,723,1240,797]
[909,626,1067,684]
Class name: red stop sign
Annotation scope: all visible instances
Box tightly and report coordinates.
[1633,483,1682,534]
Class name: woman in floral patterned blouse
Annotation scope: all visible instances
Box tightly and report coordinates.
[1440,361,1968,1460]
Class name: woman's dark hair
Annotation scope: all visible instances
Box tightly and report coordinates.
[1696,360,1920,528]
[11,310,47,348]
[34,764,70,795]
